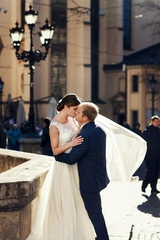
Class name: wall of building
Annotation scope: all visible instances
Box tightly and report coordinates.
[33,0,52,118]
[127,65,146,130]
[0,0,53,123]
[127,65,160,131]
[1,0,160,127]
[67,0,91,101]
[0,0,24,102]
[99,0,160,127]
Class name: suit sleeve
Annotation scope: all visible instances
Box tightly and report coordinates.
[55,134,89,165]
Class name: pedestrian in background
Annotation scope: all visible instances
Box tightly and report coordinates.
[122,120,131,130]
[20,121,28,135]
[7,124,22,150]
[41,117,53,156]
[132,122,142,137]
[0,121,7,148]
[142,115,160,194]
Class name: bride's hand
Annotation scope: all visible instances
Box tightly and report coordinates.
[70,136,83,146]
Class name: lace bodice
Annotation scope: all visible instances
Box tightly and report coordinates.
[50,117,78,153]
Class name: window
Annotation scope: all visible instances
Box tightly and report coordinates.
[51,0,67,100]
[132,111,138,125]
[132,75,138,92]
[123,0,131,50]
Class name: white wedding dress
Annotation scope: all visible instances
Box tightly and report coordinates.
[26,115,147,240]
[26,117,95,240]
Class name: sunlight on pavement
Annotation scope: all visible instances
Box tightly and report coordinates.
[101,180,160,240]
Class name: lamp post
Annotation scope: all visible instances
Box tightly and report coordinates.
[149,75,157,116]
[10,5,54,137]
[0,77,4,124]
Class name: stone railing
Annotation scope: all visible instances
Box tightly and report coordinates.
[0,149,54,240]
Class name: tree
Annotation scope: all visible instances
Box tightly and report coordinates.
[137,0,160,37]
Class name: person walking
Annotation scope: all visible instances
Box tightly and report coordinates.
[142,115,160,194]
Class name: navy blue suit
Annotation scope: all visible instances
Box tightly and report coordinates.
[55,121,110,240]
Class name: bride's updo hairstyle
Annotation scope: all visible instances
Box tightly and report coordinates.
[56,93,81,112]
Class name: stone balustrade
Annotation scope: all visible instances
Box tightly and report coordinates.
[0,149,54,240]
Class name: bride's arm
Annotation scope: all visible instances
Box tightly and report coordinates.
[49,125,83,155]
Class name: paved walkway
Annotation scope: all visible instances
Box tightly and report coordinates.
[108,179,160,240]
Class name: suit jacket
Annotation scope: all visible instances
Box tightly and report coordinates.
[55,121,109,192]
[143,124,160,161]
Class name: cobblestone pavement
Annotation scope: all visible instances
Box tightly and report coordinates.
[127,180,160,240]
[108,179,160,240]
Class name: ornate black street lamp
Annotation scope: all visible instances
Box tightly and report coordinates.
[149,75,157,116]
[10,5,54,137]
[0,77,4,123]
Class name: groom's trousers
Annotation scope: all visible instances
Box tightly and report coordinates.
[80,190,109,240]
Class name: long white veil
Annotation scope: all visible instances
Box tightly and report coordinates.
[96,114,147,182]
[96,115,147,227]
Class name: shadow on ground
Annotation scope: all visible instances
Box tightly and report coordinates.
[137,194,160,217]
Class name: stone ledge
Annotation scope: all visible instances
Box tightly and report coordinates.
[0,149,54,211]
[19,138,41,144]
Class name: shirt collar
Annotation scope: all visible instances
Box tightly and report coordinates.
[81,123,87,129]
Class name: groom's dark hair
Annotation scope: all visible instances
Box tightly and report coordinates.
[81,102,99,121]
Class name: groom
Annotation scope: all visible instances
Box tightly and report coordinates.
[55,102,110,240]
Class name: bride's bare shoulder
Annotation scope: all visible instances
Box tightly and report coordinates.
[50,115,60,124]
[50,117,59,129]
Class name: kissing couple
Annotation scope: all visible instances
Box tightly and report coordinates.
[26,93,146,240]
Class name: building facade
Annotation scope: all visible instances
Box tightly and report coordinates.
[0,0,160,131]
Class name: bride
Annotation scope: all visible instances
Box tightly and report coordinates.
[26,93,95,240]
[26,93,147,240]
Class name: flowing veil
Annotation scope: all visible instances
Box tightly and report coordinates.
[96,114,147,182]
[96,114,147,226]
